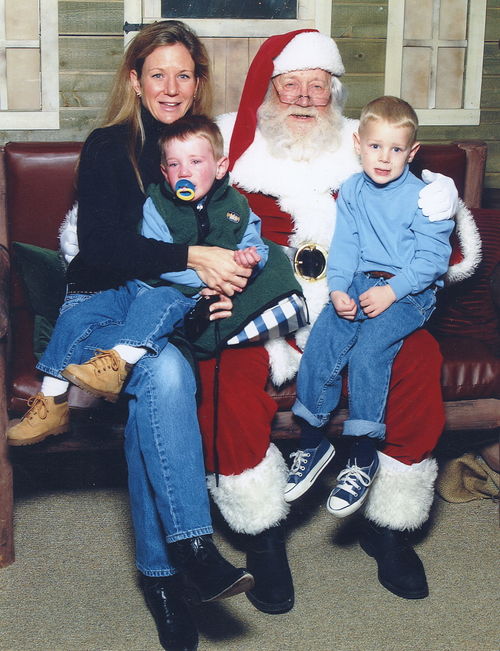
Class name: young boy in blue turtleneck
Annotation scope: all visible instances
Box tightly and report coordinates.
[284,96,454,516]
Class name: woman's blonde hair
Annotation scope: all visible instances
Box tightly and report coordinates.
[103,20,213,189]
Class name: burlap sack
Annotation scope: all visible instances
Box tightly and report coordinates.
[436,452,500,503]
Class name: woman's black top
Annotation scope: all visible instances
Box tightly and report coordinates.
[66,109,189,292]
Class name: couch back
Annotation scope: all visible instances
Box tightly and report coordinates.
[0,140,487,413]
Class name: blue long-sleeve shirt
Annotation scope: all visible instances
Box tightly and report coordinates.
[141,196,268,290]
[327,166,454,300]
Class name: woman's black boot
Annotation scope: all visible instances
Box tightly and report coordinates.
[141,574,199,651]
[358,518,429,599]
[170,534,254,603]
[245,523,294,614]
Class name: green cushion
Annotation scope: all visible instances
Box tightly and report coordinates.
[13,242,66,358]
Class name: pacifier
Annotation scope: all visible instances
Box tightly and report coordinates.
[175,179,196,201]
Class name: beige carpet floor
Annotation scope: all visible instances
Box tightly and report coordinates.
[0,462,498,651]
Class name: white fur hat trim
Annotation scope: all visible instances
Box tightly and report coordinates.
[273,31,345,77]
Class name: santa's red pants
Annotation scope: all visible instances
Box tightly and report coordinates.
[198,329,445,475]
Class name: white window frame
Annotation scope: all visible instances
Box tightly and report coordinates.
[124,0,332,44]
[384,0,486,125]
[0,0,59,129]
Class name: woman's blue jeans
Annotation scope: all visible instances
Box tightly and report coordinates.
[293,273,436,441]
[37,281,212,576]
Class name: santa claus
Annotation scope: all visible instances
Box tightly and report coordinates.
[196,29,480,610]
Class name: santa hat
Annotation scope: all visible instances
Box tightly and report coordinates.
[228,30,345,170]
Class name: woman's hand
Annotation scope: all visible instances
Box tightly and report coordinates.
[188,246,251,296]
[200,288,233,320]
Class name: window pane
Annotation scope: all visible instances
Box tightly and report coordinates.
[439,0,467,39]
[161,0,297,19]
[401,47,432,108]
[6,0,39,39]
[6,49,41,110]
[436,47,465,107]
[404,0,433,39]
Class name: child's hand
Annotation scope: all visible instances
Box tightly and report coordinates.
[199,288,233,320]
[330,290,357,320]
[234,246,261,269]
[359,284,396,318]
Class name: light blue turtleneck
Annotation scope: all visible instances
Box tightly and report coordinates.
[327,165,454,300]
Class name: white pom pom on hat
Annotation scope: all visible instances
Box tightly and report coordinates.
[272,31,345,77]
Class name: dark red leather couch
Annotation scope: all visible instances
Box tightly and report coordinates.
[0,140,498,567]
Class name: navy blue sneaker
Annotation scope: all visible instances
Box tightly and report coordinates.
[327,454,380,518]
[284,438,335,503]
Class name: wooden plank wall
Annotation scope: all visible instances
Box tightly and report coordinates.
[0,0,498,204]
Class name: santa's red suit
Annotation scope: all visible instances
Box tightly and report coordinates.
[198,30,481,537]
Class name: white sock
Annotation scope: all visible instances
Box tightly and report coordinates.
[112,344,147,365]
[41,376,69,397]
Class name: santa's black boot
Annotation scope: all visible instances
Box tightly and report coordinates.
[245,523,294,614]
[358,518,429,599]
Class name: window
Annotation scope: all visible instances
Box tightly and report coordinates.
[124,0,331,40]
[0,0,59,129]
[384,0,486,125]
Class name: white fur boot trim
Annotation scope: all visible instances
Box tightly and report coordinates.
[206,443,290,535]
[363,453,438,531]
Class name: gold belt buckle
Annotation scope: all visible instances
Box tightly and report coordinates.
[294,242,328,282]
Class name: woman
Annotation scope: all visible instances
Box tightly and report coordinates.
[60,20,253,651]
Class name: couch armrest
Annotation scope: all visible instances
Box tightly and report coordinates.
[455,141,487,209]
[0,245,9,339]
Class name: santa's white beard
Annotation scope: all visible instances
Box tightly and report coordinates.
[257,96,344,162]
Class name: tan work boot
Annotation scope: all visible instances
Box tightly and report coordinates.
[62,349,132,403]
[7,392,69,446]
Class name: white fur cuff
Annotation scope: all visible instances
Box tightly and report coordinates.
[59,202,79,264]
[445,200,482,284]
[363,454,438,531]
[265,337,302,387]
[207,443,290,535]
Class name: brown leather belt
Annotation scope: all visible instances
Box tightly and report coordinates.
[366,270,395,280]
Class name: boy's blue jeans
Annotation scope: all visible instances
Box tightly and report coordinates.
[38,281,211,576]
[37,280,196,378]
[292,272,437,442]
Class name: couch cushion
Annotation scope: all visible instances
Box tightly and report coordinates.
[12,243,66,323]
[429,208,500,352]
[439,337,500,401]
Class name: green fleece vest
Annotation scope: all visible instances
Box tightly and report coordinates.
[146,176,302,359]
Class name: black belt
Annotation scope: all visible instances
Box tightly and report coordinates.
[365,271,395,280]
[66,283,100,295]
[365,272,437,292]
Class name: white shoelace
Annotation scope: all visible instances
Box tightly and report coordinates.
[289,450,311,477]
[335,464,372,496]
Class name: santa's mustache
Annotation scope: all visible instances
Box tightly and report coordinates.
[283,106,319,118]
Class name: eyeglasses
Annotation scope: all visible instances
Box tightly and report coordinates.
[272,79,331,107]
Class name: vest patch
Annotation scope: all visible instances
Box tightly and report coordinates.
[226,211,241,223]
